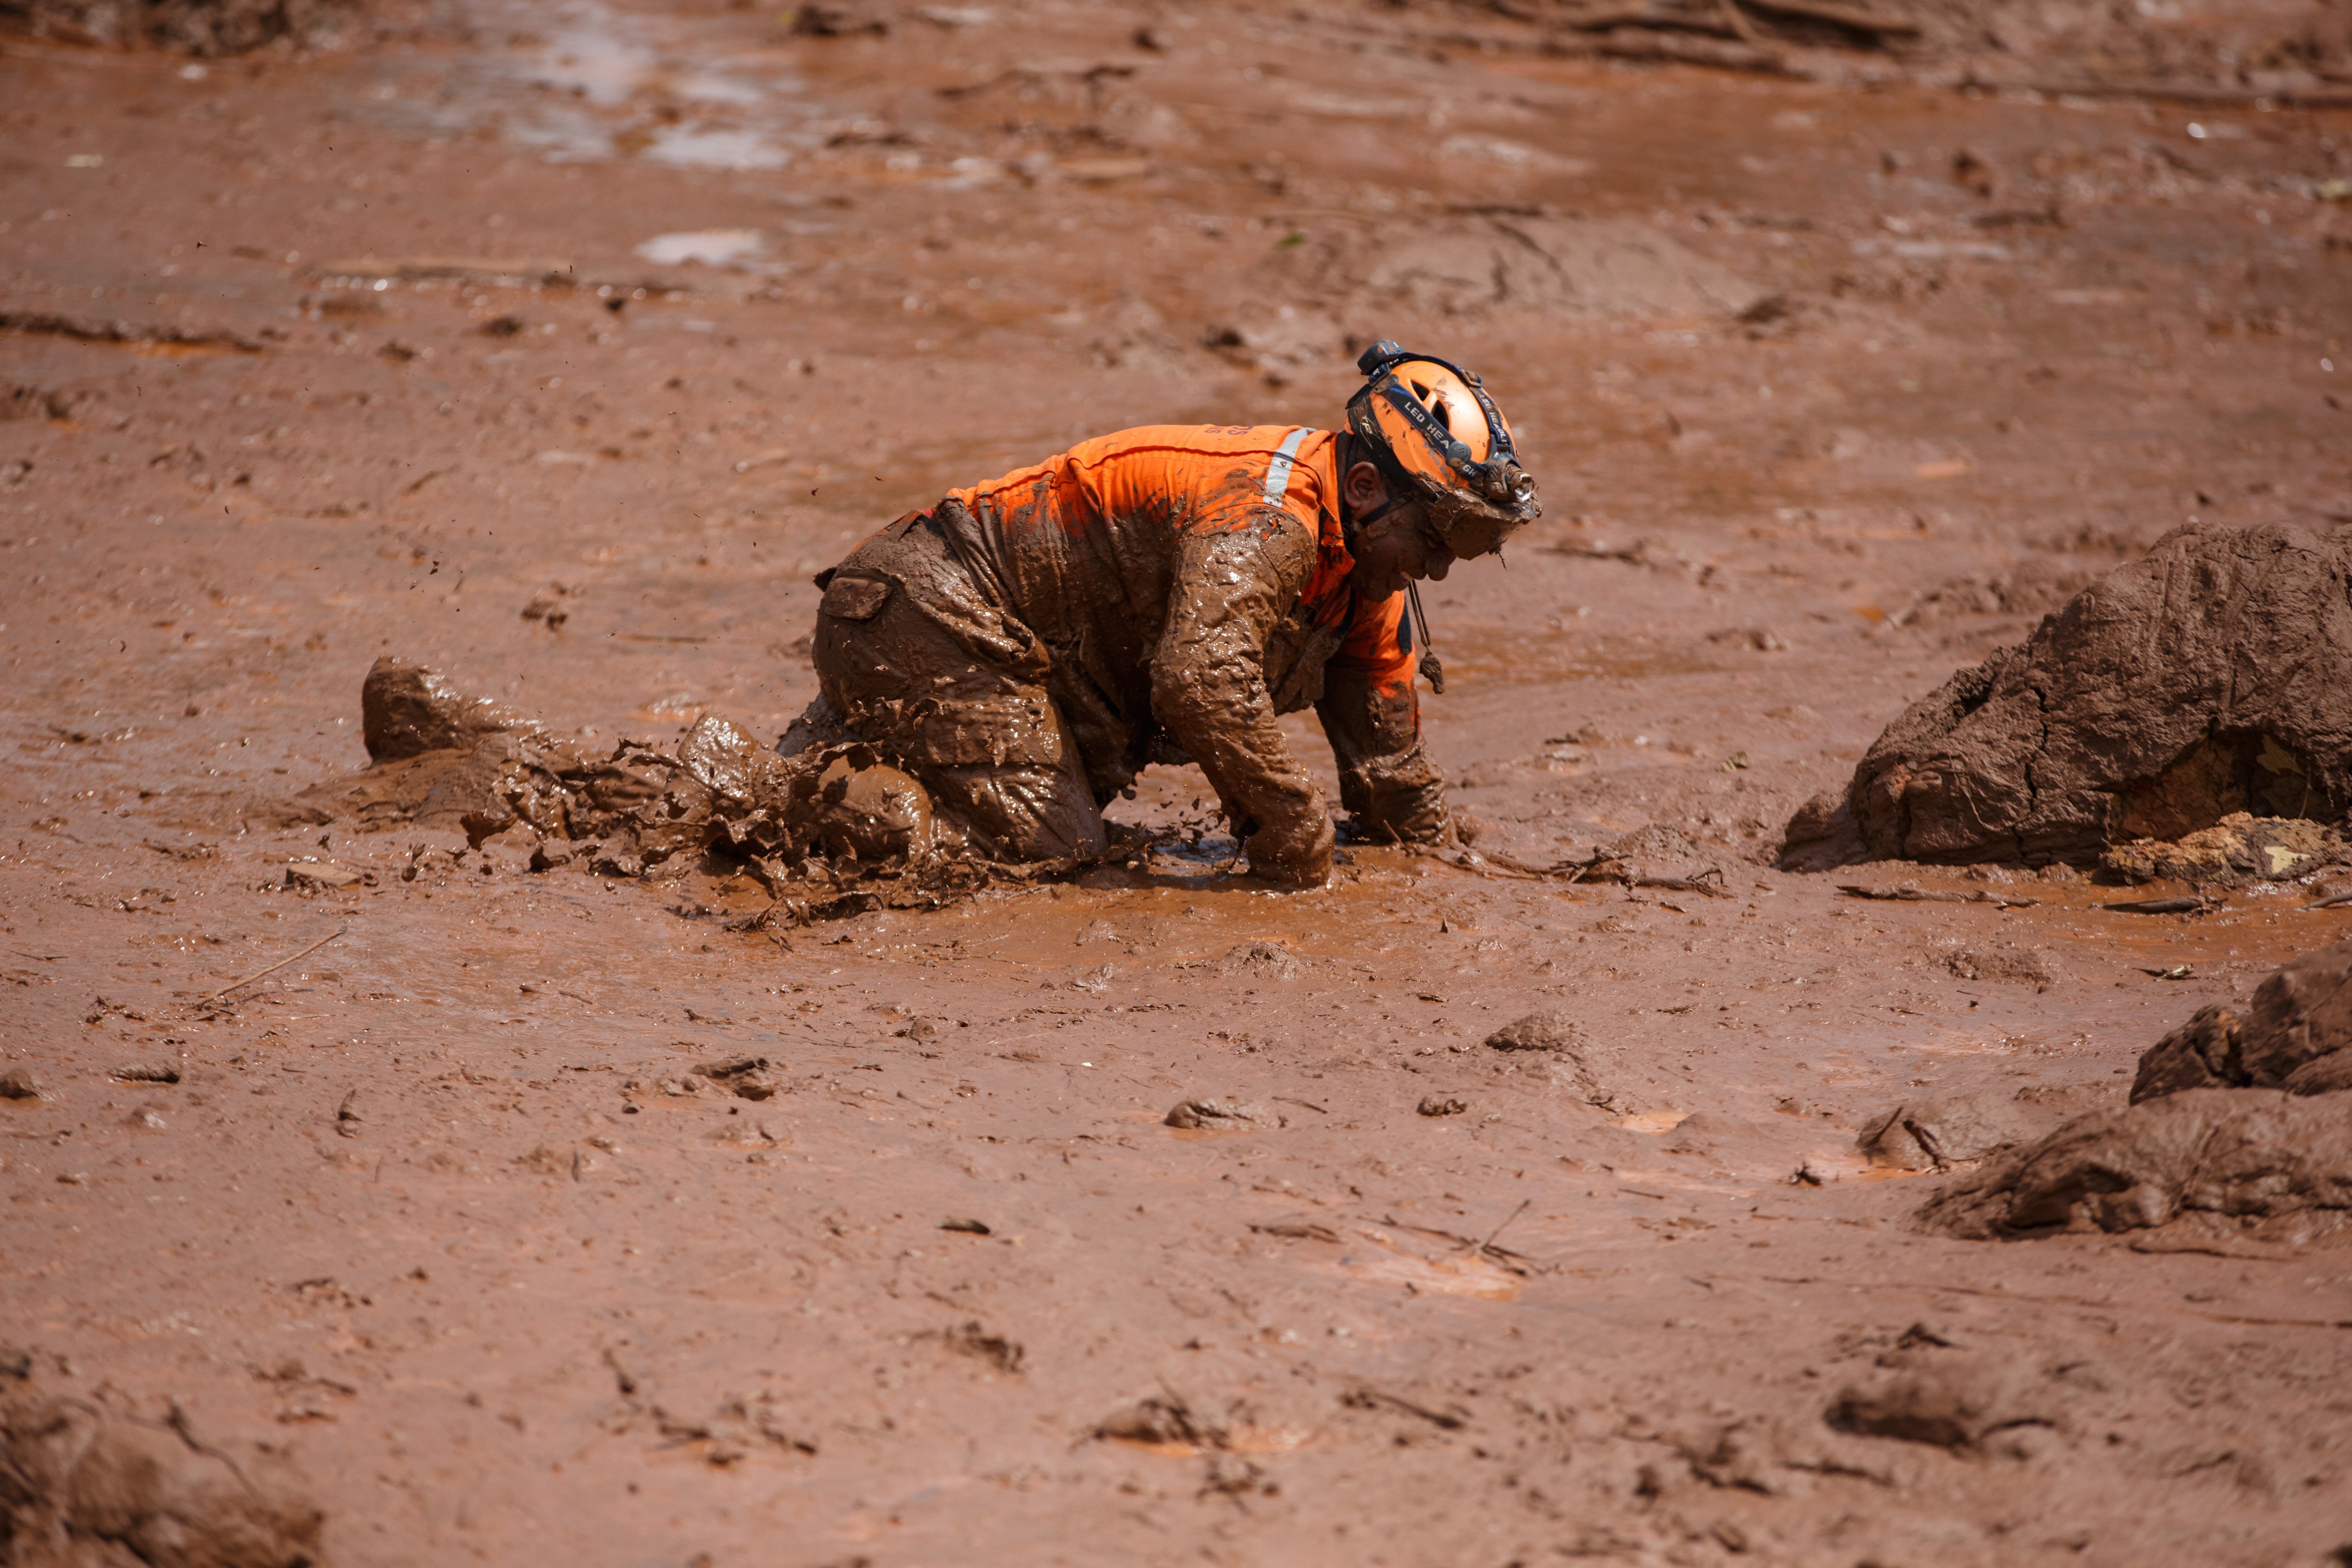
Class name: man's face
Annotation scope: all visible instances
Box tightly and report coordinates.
[1352,504,1455,602]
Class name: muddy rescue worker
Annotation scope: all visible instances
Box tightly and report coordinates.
[799,341,1540,887]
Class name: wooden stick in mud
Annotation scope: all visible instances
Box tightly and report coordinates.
[196,927,346,1006]
[1472,1197,1534,1256]
[1738,0,1919,37]
[1716,0,1769,46]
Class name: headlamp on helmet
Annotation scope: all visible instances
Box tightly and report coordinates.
[1345,339,1539,559]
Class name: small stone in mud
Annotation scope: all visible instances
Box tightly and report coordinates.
[113,1063,181,1084]
[1165,1098,1278,1130]
[0,1068,45,1100]
[1213,942,1301,981]
[1485,1011,1583,1052]
[334,1091,363,1138]
[284,860,364,892]
[935,1321,1023,1374]
[1417,1095,1468,1117]
[1929,941,2062,991]
[939,1217,991,1235]
[693,1056,778,1100]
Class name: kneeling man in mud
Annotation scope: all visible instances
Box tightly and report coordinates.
[789,341,1540,887]
[346,343,1538,896]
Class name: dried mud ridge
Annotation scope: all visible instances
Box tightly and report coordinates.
[1917,938,2352,1251]
[1788,520,2352,884]
[0,1348,324,1568]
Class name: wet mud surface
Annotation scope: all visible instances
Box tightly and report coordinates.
[6,1,2352,1563]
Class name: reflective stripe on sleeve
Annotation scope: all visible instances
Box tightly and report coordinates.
[1261,426,1316,507]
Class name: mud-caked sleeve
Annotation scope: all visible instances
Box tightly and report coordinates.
[1149,514,1332,884]
[1316,590,1451,843]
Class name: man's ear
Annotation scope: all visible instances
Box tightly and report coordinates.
[1343,461,1388,513]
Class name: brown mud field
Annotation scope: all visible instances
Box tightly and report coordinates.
[5,1,2352,1564]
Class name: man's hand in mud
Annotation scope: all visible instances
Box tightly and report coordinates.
[1244,810,1335,889]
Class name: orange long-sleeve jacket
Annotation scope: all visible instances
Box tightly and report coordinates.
[921,424,1447,853]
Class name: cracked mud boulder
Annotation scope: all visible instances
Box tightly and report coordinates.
[2131,937,2352,1101]
[1915,1088,2352,1246]
[1794,521,2352,868]
[2,0,364,53]
[0,1363,324,1568]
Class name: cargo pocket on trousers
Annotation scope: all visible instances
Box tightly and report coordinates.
[820,573,895,622]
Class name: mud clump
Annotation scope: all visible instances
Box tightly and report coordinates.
[1791,521,2352,870]
[1485,1011,1586,1054]
[1915,1089,2352,1245]
[360,657,540,763]
[1859,1091,2048,1171]
[1164,1098,1278,1131]
[2131,938,2352,1102]
[1927,939,2062,991]
[0,0,363,54]
[1211,942,1301,982]
[0,1353,324,1568]
[1484,1010,1659,1114]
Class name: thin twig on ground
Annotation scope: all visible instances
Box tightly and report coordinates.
[195,928,347,1006]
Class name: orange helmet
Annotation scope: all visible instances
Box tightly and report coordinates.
[1344,340,1539,558]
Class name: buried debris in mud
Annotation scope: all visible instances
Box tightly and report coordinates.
[1915,1088,2352,1248]
[2132,936,2352,1100]
[1784,520,2352,875]
[1916,940,2352,1248]
[1484,1010,1666,1115]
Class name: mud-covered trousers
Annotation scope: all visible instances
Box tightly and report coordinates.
[810,509,1109,862]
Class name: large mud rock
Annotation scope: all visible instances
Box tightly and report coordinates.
[1832,521,2352,867]
[0,0,360,52]
[0,1362,324,1567]
[2131,937,2352,1101]
[1915,1089,2352,1245]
